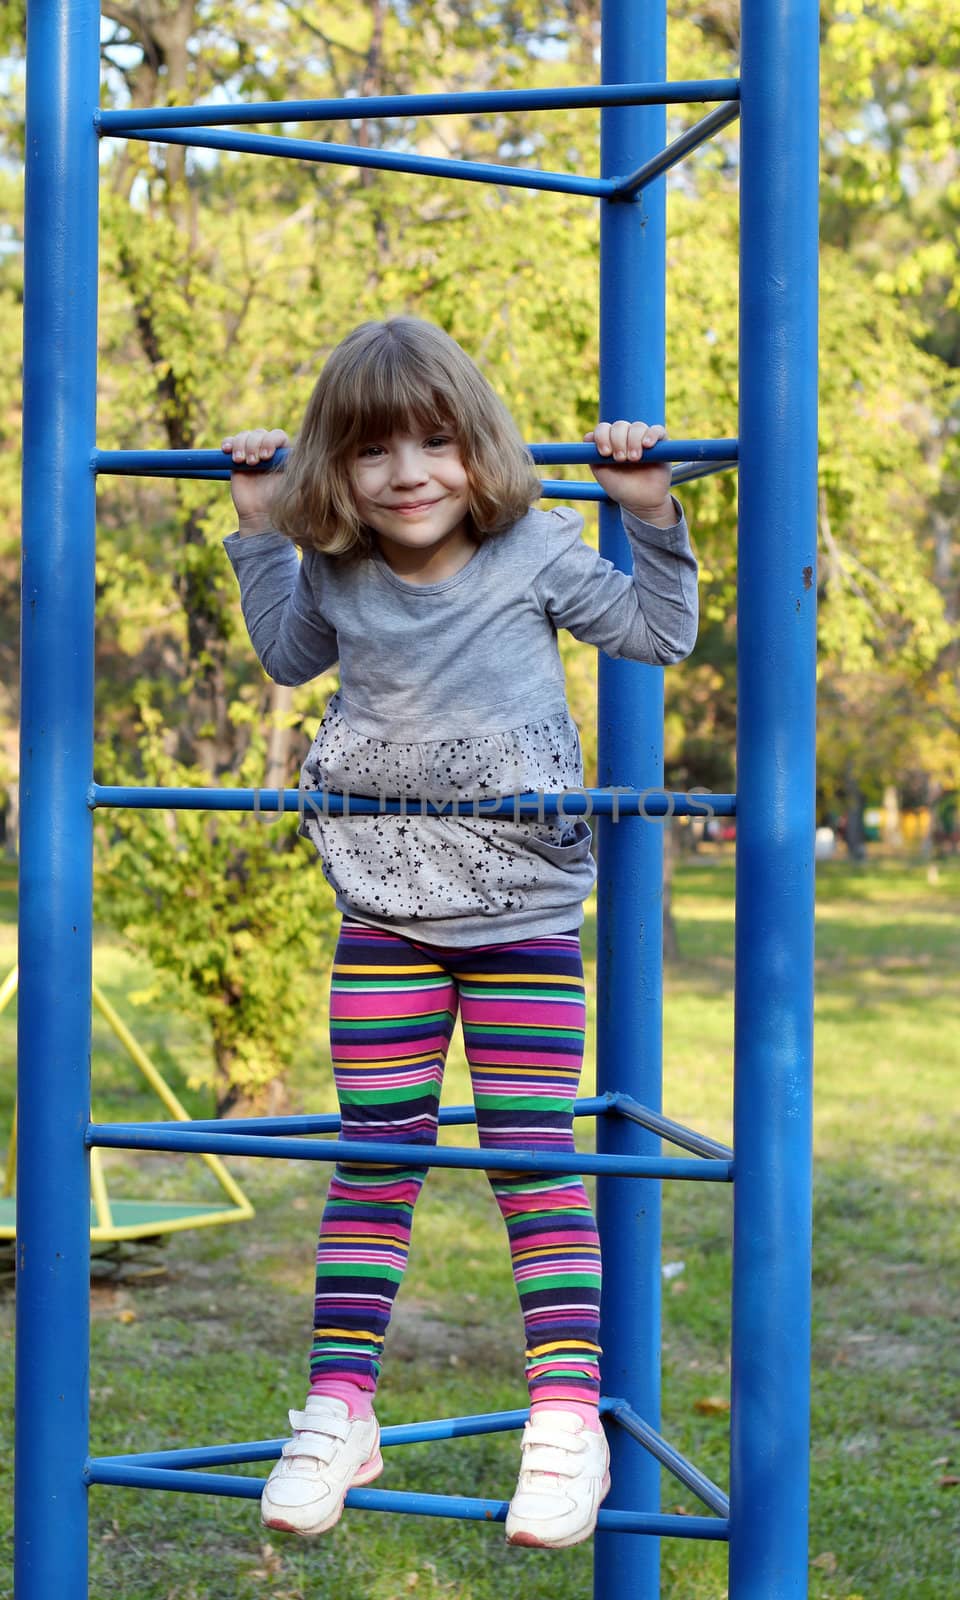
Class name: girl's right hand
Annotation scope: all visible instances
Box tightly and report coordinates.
[222,428,290,533]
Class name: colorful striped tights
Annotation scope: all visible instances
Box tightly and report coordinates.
[309,919,602,1410]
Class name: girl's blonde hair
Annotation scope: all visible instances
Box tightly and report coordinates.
[270,317,541,556]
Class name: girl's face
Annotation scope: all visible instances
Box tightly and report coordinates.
[349,425,473,582]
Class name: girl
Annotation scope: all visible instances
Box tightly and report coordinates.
[222,317,698,1549]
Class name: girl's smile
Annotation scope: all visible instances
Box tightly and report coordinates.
[350,427,474,582]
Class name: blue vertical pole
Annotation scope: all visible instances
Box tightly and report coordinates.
[17,1,99,1596]
[729,0,818,1595]
[595,2,666,1597]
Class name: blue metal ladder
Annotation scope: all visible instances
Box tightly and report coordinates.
[16,2,818,1595]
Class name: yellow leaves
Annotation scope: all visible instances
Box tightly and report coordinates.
[127,985,163,1008]
[693,1395,730,1416]
[248,1542,284,1582]
[227,697,260,727]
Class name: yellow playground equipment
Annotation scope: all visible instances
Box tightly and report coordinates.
[1,965,253,1245]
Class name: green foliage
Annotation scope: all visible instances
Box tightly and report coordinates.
[0,2,24,59]
[0,158,23,710]
[3,1,959,1090]
[94,697,337,1109]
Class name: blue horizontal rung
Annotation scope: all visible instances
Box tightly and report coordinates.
[143,1096,729,1160]
[93,440,737,478]
[94,467,735,496]
[84,1461,728,1539]
[88,784,737,819]
[86,1459,263,1500]
[148,1096,612,1139]
[86,1123,734,1181]
[610,1095,734,1160]
[604,1398,730,1516]
[98,80,740,133]
[93,1409,532,1472]
[542,480,608,501]
[531,441,739,465]
[542,471,736,498]
[115,126,614,198]
[89,468,618,499]
[89,471,716,501]
[669,460,739,486]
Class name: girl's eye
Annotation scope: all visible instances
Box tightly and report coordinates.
[358,444,385,459]
[425,434,453,449]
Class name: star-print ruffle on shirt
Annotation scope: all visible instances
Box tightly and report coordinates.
[298,691,596,941]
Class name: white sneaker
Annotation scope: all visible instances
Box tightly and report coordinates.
[260,1395,383,1537]
[505,1411,610,1549]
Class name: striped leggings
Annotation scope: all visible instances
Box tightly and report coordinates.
[311,919,602,1407]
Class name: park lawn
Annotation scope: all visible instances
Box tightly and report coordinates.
[1,854,958,1599]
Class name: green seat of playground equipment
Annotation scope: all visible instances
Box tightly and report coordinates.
[0,1194,251,1241]
[1,966,254,1247]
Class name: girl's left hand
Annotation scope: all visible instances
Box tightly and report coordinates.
[585,421,676,525]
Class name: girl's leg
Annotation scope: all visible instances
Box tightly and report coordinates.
[455,932,602,1416]
[310,920,457,1403]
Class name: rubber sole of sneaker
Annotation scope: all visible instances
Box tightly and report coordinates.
[261,1450,384,1538]
[505,1468,611,1549]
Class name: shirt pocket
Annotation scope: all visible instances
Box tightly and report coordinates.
[517,818,594,867]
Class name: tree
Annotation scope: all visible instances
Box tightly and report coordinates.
[94,701,339,1111]
[664,5,959,837]
[3,2,957,1081]
[7,2,607,1102]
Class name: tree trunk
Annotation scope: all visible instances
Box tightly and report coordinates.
[265,683,296,791]
[213,1041,291,1119]
[843,767,866,861]
[882,783,902,849]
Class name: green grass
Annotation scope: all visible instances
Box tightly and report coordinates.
[2,855,959,1598]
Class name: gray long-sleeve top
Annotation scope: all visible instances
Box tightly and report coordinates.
[224,501,698,945]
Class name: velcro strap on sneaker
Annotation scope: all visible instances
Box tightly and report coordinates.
[287,1408,350,1440]
[523,1424,588,1456]
[520,1446,584,1478]
[280,1431,343,1464]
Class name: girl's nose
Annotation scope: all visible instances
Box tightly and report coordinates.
[391,444,429,485]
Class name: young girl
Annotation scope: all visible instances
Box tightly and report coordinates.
[222,316,698,1549]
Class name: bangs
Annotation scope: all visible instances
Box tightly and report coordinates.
[334,366,451,450]
[319,320,482,454]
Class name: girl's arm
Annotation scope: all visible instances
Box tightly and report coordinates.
[222,427,339,685]
[537,420,698,665]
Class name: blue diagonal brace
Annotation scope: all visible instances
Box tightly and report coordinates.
[604,1397,731,1516]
